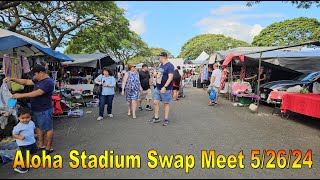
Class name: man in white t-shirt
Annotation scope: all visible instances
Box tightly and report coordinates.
[208,63,222,106]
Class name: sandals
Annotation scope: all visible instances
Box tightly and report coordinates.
[38,147,54,154]
[46,149,54,154]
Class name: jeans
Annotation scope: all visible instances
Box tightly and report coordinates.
[99,95,114,117]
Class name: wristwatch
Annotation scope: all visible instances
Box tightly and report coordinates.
[164,86,167,88]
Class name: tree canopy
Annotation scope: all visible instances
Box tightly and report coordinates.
[64,23,149,64]
[177,34,250,60]
[127,47,174,65]
[0,1,125,49]
[252,17,320,46]
[246,1,320,9]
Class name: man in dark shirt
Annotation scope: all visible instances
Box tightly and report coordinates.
[149,52,174,126]
[138,64,153,111]
[4,64,55,154]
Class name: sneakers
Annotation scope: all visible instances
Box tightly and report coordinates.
[146,105,153,111]
[108,114,113,118]
[14,166,28,173]
[163,119,169,126]
[149,117,160,123]
[138,106,143,111]
[97,116,103,121]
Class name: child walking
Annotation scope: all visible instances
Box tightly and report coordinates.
[12,107,38,173]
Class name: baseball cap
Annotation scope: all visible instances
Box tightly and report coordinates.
[31,64,46,74]
[158,51,168,58]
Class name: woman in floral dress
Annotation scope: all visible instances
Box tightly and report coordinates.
[121,64,142,119]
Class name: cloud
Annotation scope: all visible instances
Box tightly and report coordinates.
[129,13,146,35]
[211,5,251,15]
[197,18,263,43]
[197,5,285,43]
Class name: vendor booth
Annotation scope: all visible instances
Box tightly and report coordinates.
[62,54,118,84]
[0,28,74,143]
[219,40,320,114]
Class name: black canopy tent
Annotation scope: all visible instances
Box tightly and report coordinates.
[244,40,320,112]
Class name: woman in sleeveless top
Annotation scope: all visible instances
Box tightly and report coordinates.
[121,64,142,119]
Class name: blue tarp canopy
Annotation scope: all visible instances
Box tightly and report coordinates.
[0,28,73,62]
[0,35,73,62]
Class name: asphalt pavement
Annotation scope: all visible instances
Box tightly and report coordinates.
[1,85,320,178]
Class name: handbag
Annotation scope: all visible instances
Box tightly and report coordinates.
[93,75,102,95]
[93,84,102,95]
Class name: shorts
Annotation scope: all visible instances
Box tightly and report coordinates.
[33,108,54,131]
[173,86,180,91]
[207,86,220,95]
[154,88,172,104]
[139,88,153,100]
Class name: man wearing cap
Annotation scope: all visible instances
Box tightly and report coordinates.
[4,64,55,154]
[149,52,175,126]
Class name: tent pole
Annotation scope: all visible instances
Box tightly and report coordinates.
[256,52,262,112]
[230,61,233,101]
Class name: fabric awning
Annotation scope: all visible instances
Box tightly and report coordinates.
[0,29,73,61]
[63,54,117,68]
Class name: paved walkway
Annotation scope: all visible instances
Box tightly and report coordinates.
[1,86,320,178]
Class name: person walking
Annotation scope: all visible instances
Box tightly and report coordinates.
[121,64,142,119]
[4,64,55,154]
[150,52,175,126]
[172,69,182,101]
[208,63,222,106]
[95,67,116,121]
[138,64,153,111]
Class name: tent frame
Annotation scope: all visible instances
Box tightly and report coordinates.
[240,40,320,112]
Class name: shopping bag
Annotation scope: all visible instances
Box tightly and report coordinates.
[0,83,12,108]
[209,87,216,101]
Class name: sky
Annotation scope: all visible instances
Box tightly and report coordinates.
[57,1,320,57]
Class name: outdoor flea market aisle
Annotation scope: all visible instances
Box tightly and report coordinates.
[1,87,320,178]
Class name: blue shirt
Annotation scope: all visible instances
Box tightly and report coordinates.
[31,77,54,112]
[94,75,116,95]
[12,121,36,146]
[156,62,175,90]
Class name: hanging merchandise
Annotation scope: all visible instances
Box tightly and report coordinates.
[21,56,31,74]
[203,65,209,81]
[200,67,204,83]
[220,68,228,90]
[0,83,12,108]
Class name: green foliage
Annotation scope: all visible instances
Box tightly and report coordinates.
[178,34,250,59]
[246,1,320,9]
[127,47,174,66]
[252,17,320,46]
[64,22,149,64]
[0,1,124,49]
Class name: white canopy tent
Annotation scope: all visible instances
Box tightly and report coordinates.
[168,58,185,69]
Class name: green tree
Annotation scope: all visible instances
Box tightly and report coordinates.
[0,1,124,49]
[252,17,320,46]
[246,1,320,9]
[64,22,149,64]
[127,47,174,66]
[178,34,250,60]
